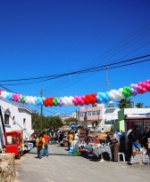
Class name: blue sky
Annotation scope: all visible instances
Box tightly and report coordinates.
[0,0,150,116]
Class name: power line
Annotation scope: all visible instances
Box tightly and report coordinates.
[0,53,150,86]
[74,22,150,69]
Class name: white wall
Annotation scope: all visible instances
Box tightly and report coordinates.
[104,108,119,120]
[0,99,34,139]
[124,108,150,115]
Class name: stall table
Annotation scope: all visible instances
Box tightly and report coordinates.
[130,154,150,164]
[93,144,112,161]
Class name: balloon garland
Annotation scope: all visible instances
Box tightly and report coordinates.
[0,79,149,107]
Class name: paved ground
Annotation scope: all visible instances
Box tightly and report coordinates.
[15,144,150,182]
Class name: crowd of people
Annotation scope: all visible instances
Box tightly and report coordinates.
[33,125,150,162]
[127,125,150,160]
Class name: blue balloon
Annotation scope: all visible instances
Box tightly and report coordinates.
[96,92,110,103]
[7,93,13,100]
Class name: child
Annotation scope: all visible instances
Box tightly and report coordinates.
[95,136,100,144]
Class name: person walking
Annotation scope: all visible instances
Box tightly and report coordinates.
[36,133,45,159]
[68,130,74,151]
[43,131,50,157]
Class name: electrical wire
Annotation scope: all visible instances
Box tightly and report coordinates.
[0,53,150,86]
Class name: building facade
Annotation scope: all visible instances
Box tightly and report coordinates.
[114,108,150,150]
[72,111,77,119]
[0,98,34,140]
[115,108,150,133]
[77,104,104,127]
[77,103,120,129]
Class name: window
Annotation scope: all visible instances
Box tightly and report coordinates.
[79,112,83,117]
[92,111,96,116]
[105,120,115,124]
[87,111,91,116]
[97,110,101,115]
[23,118,26,129]
[5,114,9,124]
[79,112,87,117]
[4,108,10,125]
[12,116,16,124]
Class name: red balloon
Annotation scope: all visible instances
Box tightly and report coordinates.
[43,99,48,107]
[49,98,54,106]
[84,97,89,105]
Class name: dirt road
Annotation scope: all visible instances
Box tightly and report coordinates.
[15,144,150,182]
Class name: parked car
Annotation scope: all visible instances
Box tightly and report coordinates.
[94,127,102,132]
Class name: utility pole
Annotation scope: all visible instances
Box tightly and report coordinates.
[40,89,43,131]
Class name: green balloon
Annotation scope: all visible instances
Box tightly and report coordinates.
[122,87,128,97]
[20,96,25,103]
[53,97,58,106]
[122,86,132,98]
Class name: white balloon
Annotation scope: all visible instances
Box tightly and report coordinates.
[25,96,30,104]
[1,91,8,99]
[62,96,68,106]
[117,88,125,100]
[68,96,74,106]
[108,90,117,101]
[29,96,36,105]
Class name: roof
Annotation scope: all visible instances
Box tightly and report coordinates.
[0,98,32,114]
[125,113,150,120]
[18,106,32,114]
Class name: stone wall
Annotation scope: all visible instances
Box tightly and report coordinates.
[0,153,16,182]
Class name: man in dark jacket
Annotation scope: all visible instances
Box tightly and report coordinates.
[141,126,150,148]
[128,125,142,151]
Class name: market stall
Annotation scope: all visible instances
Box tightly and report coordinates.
[130,154,149,164]
[92,143,112,161]
[125,114,150,164]
[124,114,150,135]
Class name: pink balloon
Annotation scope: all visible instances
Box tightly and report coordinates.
[146,80,150,84]
[138,82,143,86]
[145,83,150,91]
[72,98,77,105]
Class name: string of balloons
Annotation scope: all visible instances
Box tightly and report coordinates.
[0,79,149,107]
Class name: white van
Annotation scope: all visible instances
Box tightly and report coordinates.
[101,124,113,133]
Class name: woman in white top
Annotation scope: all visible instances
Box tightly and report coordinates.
[72,130,79,149]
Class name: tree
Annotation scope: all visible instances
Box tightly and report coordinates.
[136,102,144,108]
[117,98,133,109]
[64,117,77,126]
[31,111,63,132]
[48,116,63,128]
[31,110,41,132]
